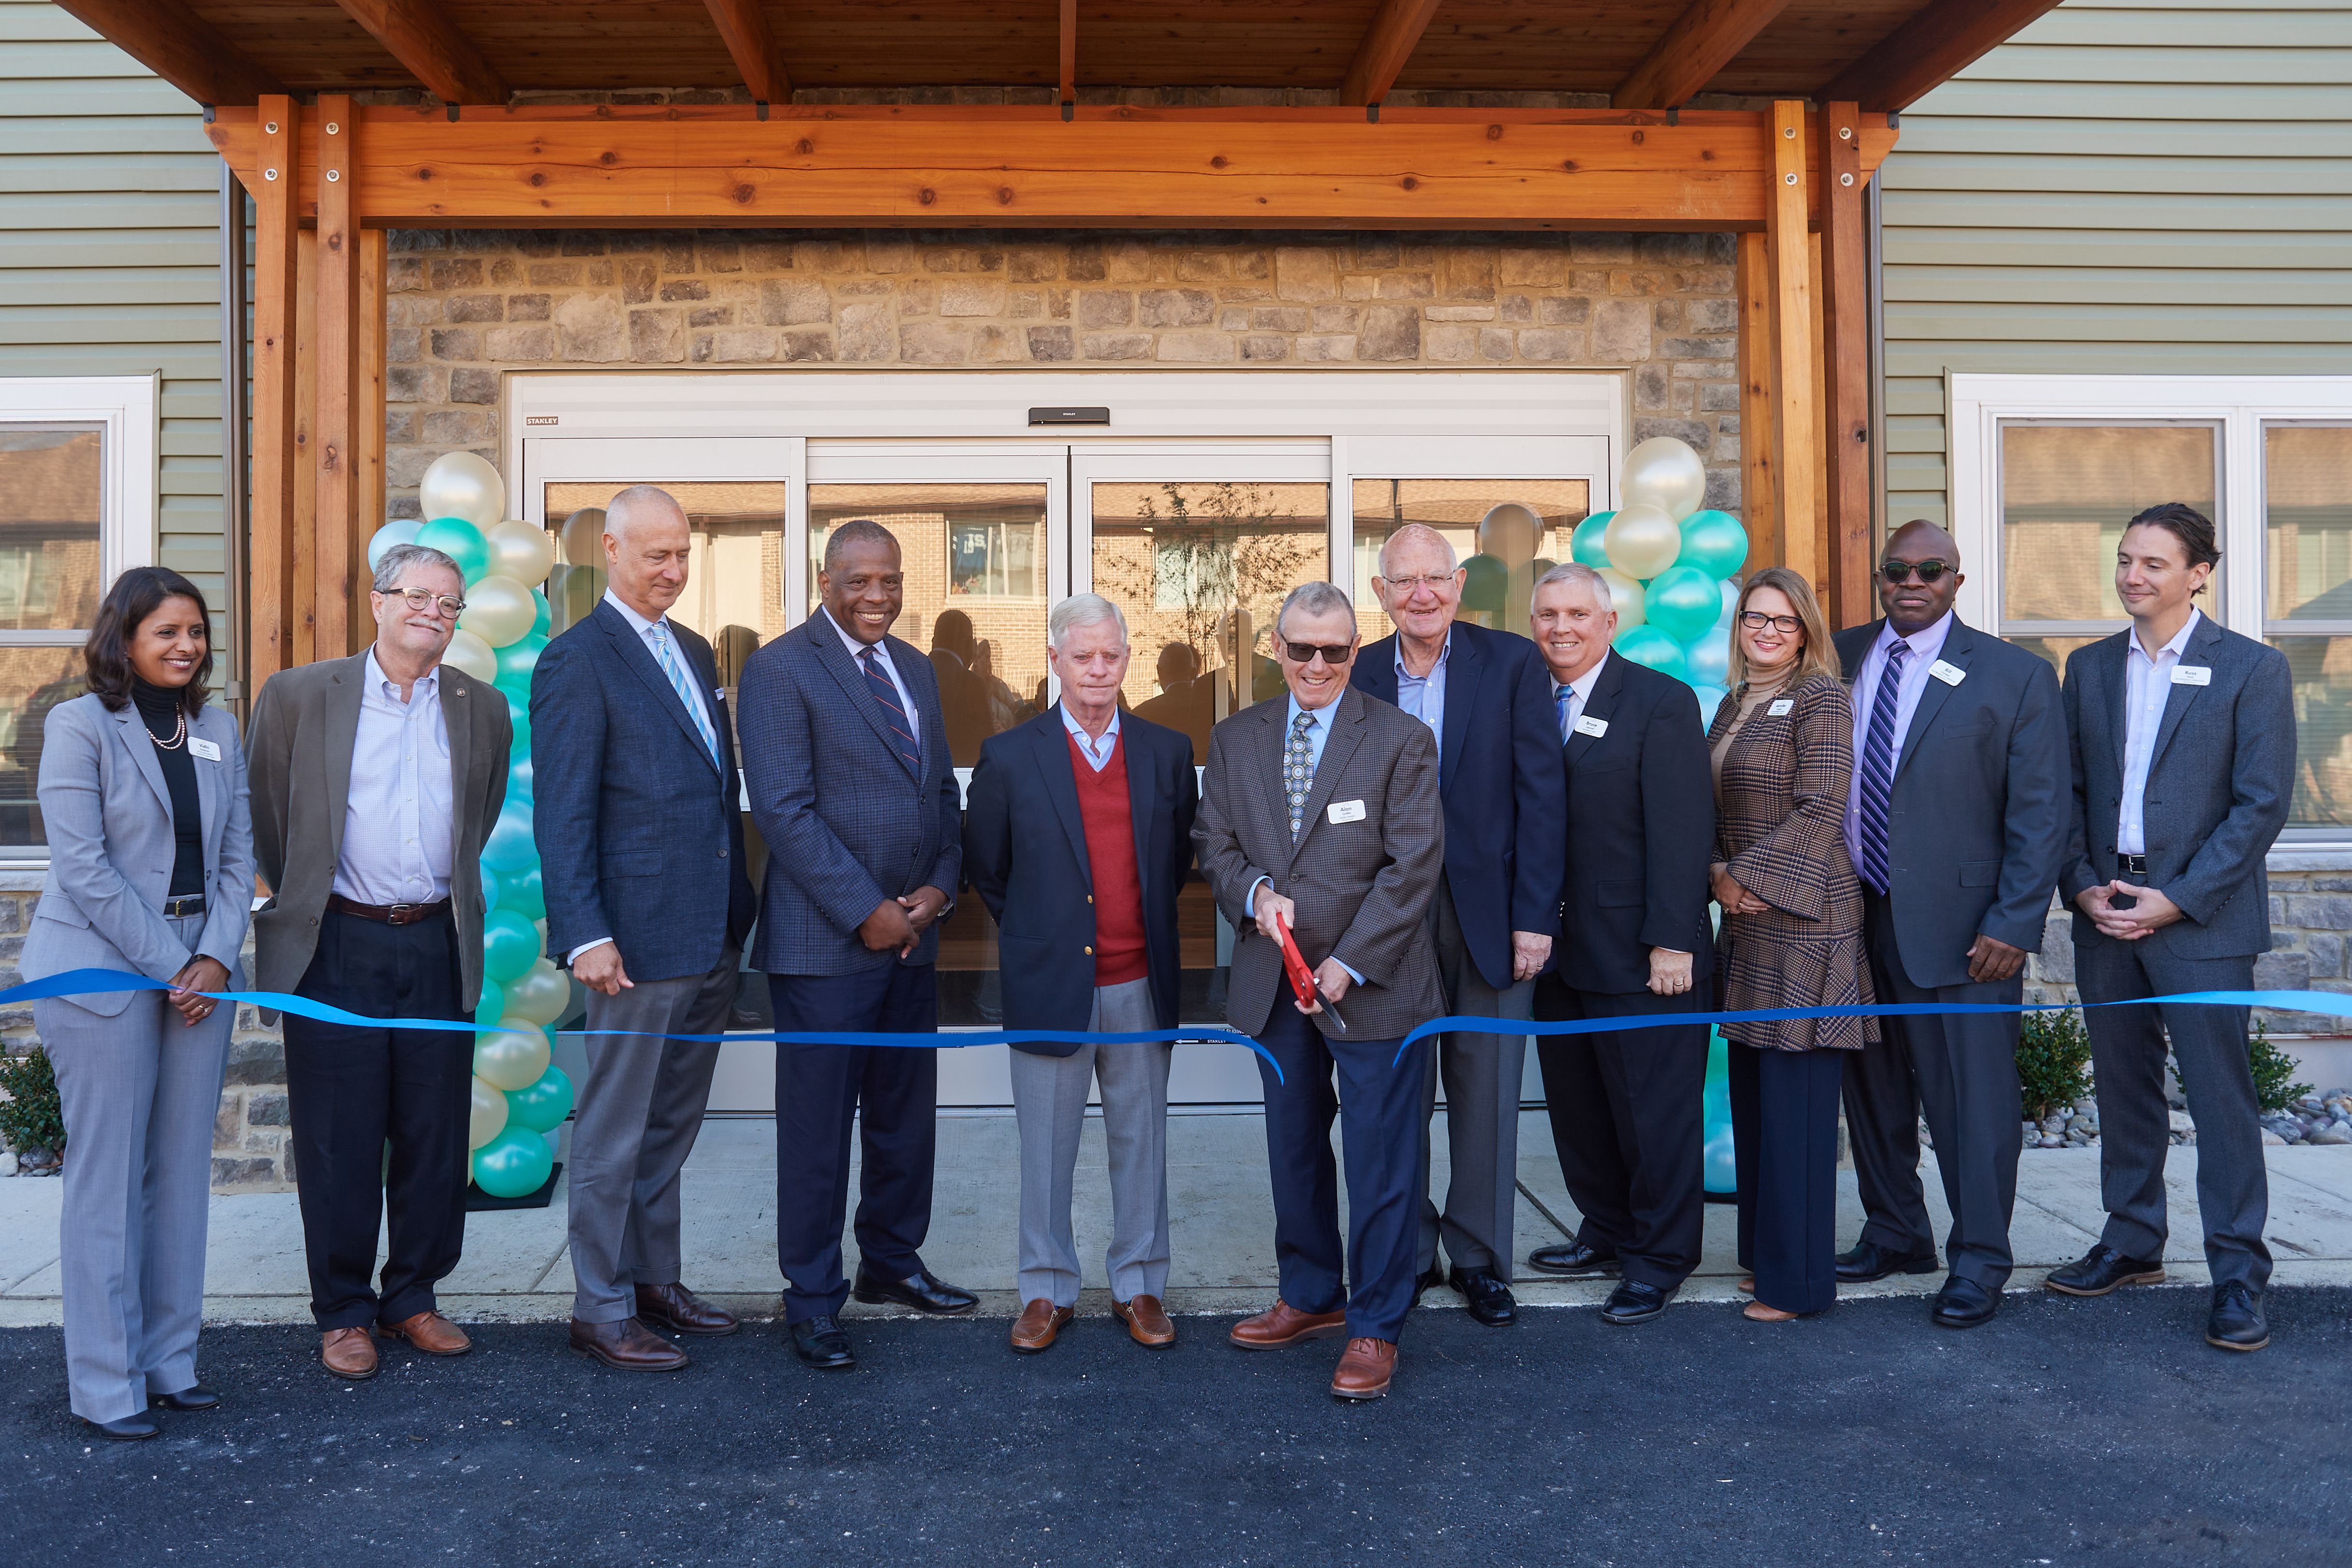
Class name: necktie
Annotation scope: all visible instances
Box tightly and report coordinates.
[1556,687,1573,742]
[1285,711,1317,840]
[649,622,719,766]
[1856,640,1909,894]
[860,646,922,776]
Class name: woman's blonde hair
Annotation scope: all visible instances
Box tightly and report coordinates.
[1725,565,1839,693]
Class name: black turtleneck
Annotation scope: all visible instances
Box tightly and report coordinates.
[131,678,204,898]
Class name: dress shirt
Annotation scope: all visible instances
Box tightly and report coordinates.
[2118,607,2202,857]
[820,603,917,741]
[1553,649,1612,736]
[1841,610,1955,870]
[602,588,717,742]
[1059,701,1122,772]
[1244,694,1361,985]
[333,648,454,906]
[1393,630,1451,742]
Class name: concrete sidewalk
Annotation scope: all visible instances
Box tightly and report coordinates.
[3,1112,2349,1325]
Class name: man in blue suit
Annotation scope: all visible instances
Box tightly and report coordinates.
[1357,523,1566,1327]
[737,518,974,1370]
[532,485,757,1373]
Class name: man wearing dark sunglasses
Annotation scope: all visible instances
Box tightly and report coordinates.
[1830,520,2068,1330]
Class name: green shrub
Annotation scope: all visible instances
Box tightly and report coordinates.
[2016,1007,2093,1122]
[2247,1019,2313,1116]
[0,1044,65,1158]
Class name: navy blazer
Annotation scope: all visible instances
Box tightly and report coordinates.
[530,597,755,985]
[1548,652,1716,995]
[2059,613,2295,961]
[737,612,963,976]
[1355,621,1566,989]
[963,708,1198,1052]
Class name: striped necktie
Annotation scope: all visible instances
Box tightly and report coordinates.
[860,645,922,776]
[1856,640,1909,894]
[648,622,719,766]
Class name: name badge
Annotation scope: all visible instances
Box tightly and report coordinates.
[2173,664,2211,686]
[1929,659,1966,687]
[1767,698,1795,717]
[187,737,222,762]
[1327,799,1366,825]
[1572,715,1609,738]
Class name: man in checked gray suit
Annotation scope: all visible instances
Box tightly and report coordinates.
[2045,502,2294,1353]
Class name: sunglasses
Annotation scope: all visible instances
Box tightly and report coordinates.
[1878,559,1955,585]
[1282,641,1355,665]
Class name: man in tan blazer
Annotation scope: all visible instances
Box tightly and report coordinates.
[1193,580,1446,1402]
[247,542,511,1381]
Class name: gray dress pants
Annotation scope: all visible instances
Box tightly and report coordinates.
[565,944,737,1323]
[1416,880,1531,1280]
[41,922,233,1423]
[1009,977,1171,1307]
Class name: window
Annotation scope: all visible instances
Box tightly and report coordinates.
[1351,478,1592,644]
[2264,425,2352,829]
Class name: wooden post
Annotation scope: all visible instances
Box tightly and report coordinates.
[315,95,357,660]
[1819,100,1873,627]
[1766,100,1820,593]
[352,227,387,649]
[1734,230,1776,574]
[247,96,298,692]
[292,231,318,669]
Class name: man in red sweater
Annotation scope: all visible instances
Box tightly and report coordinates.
[963,594,1200,1353]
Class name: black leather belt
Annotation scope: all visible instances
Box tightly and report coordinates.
[161,894,207,918]
[2117,854,2150,877]
[327,894,452,926]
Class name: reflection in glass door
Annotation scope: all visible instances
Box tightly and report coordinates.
[1350,478,1591,645]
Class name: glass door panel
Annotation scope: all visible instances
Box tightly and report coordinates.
[1350,477,1591,643]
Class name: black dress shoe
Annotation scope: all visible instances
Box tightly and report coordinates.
[2205,1281,2268,1352]
[2043,1243,2166,1298]
[1834,1240,1941,1283]
[1410,1265,1447,1308]
[789,1314,857,1369]
[1448,1266,1518,1327]
[1598,1279,1676,1326]
[1526,1240,1621,1278]
[150,1384,221,1412]
[1930,1277,1999,1329]
[84,1412,160,1441]
[852,1267,977,1314]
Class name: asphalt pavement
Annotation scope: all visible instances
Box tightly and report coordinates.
[4,1288,2348,1566]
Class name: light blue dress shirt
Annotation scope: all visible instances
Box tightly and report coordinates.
[1059,700,1121,772]
[1841,609,1954,869]
[1394,631,1450,744]
[819,603,917,729]
[333,648,453,905]
[2119,607,2201,856]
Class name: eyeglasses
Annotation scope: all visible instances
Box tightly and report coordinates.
[1737,610,1803,635]
[1282,641,1356,665]
[1878,558,1954,585]
[1381,573,1459,596]
[391,586,467,619]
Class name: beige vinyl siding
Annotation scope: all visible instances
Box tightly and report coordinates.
[0,0,229,607]
[1878,0,2352,530]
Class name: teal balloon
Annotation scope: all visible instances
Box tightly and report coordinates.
[1612,623,1689,683]
[505,692,532,756]
[471,1125,553,1199]
[1691,684,1730,725]
[505,1064,575,1134]
[495,861,546,921]
[1644,565,1721,643]
[415,517,492,585]
[475,990,507,1027]
[530,589,551,639]
[1569,511,1616,569]
[479,862,502,914]
[506,751,535,805]
[1460,553,1507,612]
[1717,579,1740,629]
[1703,1028,1736,1195]
[496,633,546,688]
[1678,510,1750,581]
[1684,624,1732,689]
[482,800,537,873]
[482,908,543,987]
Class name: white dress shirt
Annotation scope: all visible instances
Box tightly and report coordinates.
[334,648,454,906]
[602,588,716,740]
[1394,630,1451,742]
[1554,648,1612,734]
[820,603,917,741]
[1059,701,1121,772]
[1841,610,1954,868]
[2118,607,2202,857]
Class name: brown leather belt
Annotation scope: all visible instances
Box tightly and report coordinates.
[327,894,452,926]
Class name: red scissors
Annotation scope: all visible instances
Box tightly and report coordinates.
[1276,913,1347,1033]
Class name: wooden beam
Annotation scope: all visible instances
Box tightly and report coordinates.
[1340,0,1448,105]
[1612,0,1796,111]
[331,0,506,105]
[1765,99,1818,592]
[352,228,386,652]
[700,0,792,105]
[1735,230,1776,572]
[1818,100,1873,627]
[1819,0,2063,113]
[292,229,317,669]
[314,96,358,660]
[248,98,298,691]
[52,0,284,105]
[204,104,1897,231]
[1058,0,1076,106]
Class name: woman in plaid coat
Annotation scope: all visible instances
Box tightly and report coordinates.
[1706,566,1878,1322]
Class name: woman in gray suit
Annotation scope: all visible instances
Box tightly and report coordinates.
[21,567,254,1440]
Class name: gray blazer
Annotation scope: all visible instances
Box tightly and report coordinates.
[1832,617,2069,990]
[2059,613,2295,961]
[20,693,254,1016]
[1192,684,1447,1041]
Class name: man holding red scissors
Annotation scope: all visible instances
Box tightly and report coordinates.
[1193,580,1447,1401]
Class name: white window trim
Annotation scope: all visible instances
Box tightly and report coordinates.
[0,374,158,587]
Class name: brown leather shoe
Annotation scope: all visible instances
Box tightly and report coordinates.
[320,1326,379,1381]
[1330,1337,1397,1400]
[1114,1294,1177,1347]
[378,1310,471,1356]
[635,1282,740,1337]
[1228,1299,1348,1350]
[1010,1298,1074,1353]
[569,1316,690,1371]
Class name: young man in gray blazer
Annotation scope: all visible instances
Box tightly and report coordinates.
[2047,503,2294,1353]
[1831,522,2068,1330]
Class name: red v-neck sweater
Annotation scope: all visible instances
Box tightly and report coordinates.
[1067,730,1149,989]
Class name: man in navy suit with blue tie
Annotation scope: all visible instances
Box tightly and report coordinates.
[737,518,975,1370]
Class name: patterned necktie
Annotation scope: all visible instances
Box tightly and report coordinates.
[860,645,921,776]
[1556,687,1573,742]
[649,622,719,766]
[1284,711,1317,840]
[1856,640,1910,894]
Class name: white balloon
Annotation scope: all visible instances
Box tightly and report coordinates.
[468,1074,509,1150]
[418,451,505,532]
[473,1027,551,1093]
[441,627,499,685]
[559,508,607,568]
[366,518,423,572]
[459,575,538,649]
[1717,579,1741,628]
[1604,502,1682,581]
[1620,436,1707,522]
[487,520,557,587]
[1596,567,1647,629]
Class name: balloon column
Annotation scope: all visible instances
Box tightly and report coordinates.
[382,452,571,1201]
